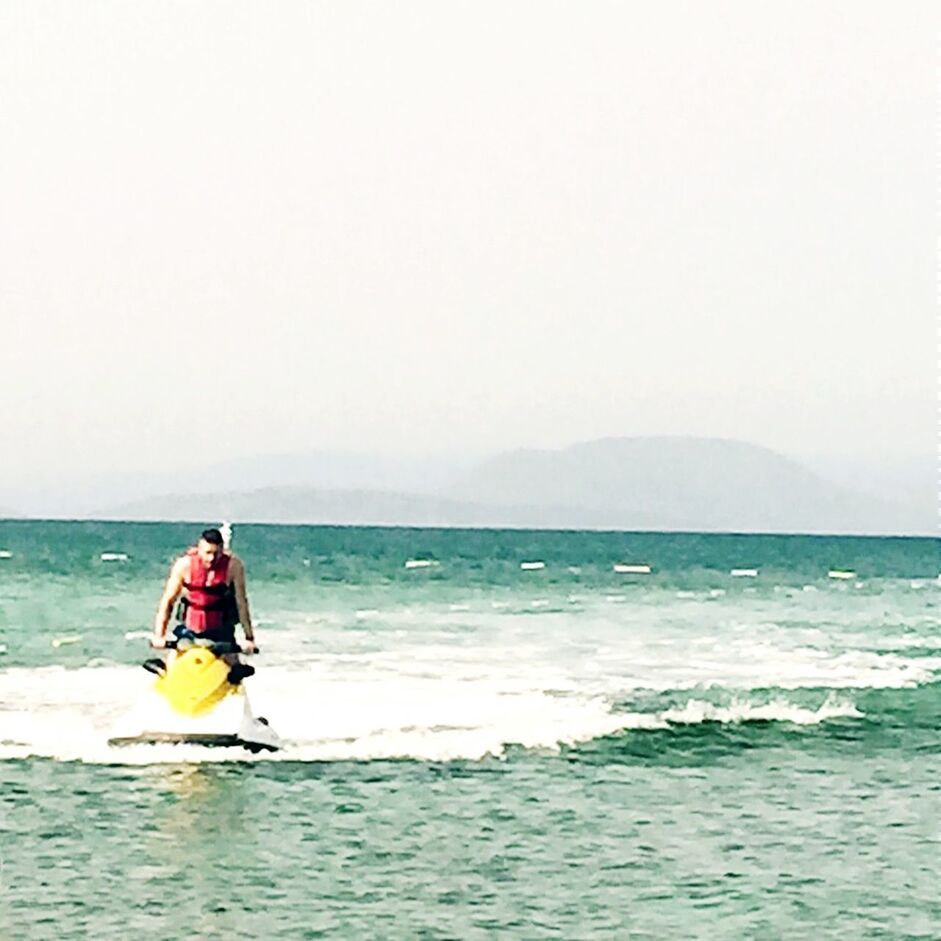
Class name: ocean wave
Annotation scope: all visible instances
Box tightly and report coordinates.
[0,663,872,765]
[650,696,862,726]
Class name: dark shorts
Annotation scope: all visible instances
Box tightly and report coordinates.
[173,623,237,645]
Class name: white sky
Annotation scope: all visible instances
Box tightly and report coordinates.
[0,1,936,480]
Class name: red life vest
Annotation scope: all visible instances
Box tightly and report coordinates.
[182,548,232,633]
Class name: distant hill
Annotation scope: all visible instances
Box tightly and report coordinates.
[445,437,931,535]
[92,487,680,530]
[801,451,934,523]
[91,437,931,535]
[1,450,469,519]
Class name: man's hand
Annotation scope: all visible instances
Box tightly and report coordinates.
[242,639,258,655]
[149,633,167,649]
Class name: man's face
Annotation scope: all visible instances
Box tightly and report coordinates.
[196,539,222,567]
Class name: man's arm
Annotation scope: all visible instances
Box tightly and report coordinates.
[229,555,256,652]
[152,557,187,646]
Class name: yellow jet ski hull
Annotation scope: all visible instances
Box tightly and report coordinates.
[157,646,235,717]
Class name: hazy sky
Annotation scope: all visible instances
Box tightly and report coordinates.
[1,1,936,483]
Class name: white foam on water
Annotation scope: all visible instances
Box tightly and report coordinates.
[875,635,941,649]
[0,617,917,766]
[100,553,129,562]
[0,662,619,763]
[2,582,936,764]
[0,550,12,560]
[0,660,868,765]
[591,642,941,693]
[655,697,862,726]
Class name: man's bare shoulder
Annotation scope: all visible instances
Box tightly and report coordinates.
[170,555,191,578]
[228,553,245,573]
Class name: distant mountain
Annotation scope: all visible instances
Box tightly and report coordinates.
[89,436,932,535]
[800,452,935,522]
[445,437,931,535]
[2,450,471,518]
[92,487,680,530]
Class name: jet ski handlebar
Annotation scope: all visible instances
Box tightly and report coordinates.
[167,640,251,654]
[153,635,258,655]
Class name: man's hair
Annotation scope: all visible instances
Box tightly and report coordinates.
[200,528,224,546]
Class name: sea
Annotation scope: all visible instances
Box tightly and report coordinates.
[0,520,938,939]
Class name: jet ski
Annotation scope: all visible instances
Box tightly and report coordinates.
[109,629,281,753]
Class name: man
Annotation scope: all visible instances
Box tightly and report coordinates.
[151,527,258,654]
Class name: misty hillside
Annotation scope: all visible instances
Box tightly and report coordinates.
[91,487,681,530]
[445,437,931,535]
[87,437,932,535]
[0,451,468,519]
[801,452,934,521]
[94,489,489,526]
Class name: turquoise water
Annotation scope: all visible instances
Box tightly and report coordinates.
[0,521,939,938]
